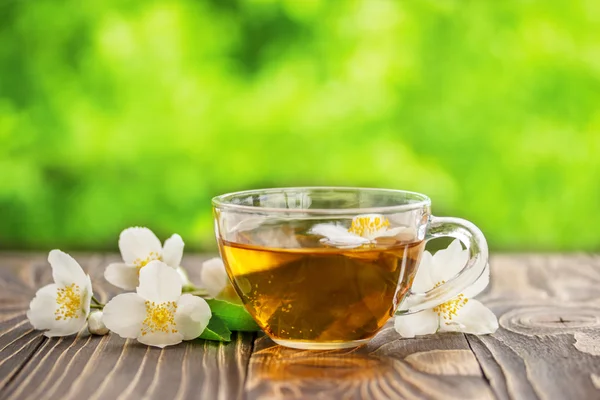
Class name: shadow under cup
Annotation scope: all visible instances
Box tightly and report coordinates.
[213,187,432,350]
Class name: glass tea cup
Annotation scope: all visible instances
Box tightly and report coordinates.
[212,187,488,350]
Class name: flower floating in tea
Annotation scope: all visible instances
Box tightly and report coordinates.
[27,250,93,337]
[104,227,187,290]
[394,239,498,337]
[309,213,413,248]
[103,261,212,348]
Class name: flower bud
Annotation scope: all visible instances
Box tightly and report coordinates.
[88,311,109,335]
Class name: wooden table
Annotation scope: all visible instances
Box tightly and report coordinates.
[1,253,599,400]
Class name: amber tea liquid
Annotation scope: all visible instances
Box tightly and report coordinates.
[220,239,424,346]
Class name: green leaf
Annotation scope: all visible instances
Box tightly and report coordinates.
[198,315,232,342]
[206,298,261,332]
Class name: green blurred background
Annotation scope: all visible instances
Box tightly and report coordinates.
[1,0,599,252]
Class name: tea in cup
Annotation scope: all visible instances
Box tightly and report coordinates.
[213,187,487,350]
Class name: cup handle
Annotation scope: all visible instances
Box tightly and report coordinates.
[395,216,489,314]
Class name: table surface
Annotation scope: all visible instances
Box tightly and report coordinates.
[1,253,599,400]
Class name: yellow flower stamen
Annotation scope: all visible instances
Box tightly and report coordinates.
[55,283,82,320]
[141,301,178,336]
[134,251,162,275]
[432,281,469,322]
[348,215,390,237]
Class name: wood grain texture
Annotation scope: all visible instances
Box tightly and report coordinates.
[0,253,53,391]
[245,254,600,400]
[1,252,599,400]
[246,328,495,400]
[0,253,254,400]
[467,254,600,400]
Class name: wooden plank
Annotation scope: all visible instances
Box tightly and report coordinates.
[467,254,600,400]
[246,327,495,399]
[0,253,255,400]
[245,254,600,400]
[0,253,51,391]
[3,252,600,400]
[2,330,254,400]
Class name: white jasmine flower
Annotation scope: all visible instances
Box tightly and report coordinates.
[88,311,108,335]
[27,250,93,337]
[394,239,498,338]
[309,214,413,248]
[103,261,211,348]
[105,227,185,290]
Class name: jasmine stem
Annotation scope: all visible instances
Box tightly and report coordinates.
[90,304,104,310]
[181,284,197,293]
[91,296,103,306]
[182,287,210,297]
[180,279,209,297]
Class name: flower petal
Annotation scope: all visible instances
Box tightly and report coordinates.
[27,283,88,337]
[137,331,183,348]
[104,263,139,291]
[44,317,88,337]
[27,284,59,330]
[394,309,439,338]
[48,250,87,287]
[118,227,162,264]
[431,239,468,283]
[163,234,184,268]
[175,266,193,288]
[375,226,415,240]
[411,251,435,293]
[439,299,498,335]
[201,258,230,298]
[137,261,182,303]
[102,293,146,339]
[175,294,212,340]
[463,263,490,299]
[309,223,369,248]
[82,274,92,318]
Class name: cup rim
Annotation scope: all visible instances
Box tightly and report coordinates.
[212,186,431,215]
